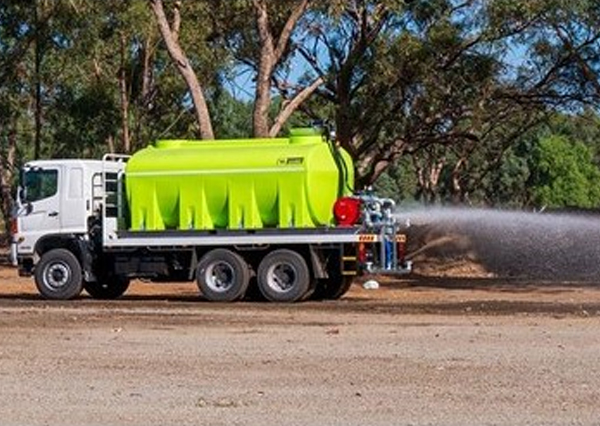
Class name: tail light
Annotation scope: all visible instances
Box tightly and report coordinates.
[397,240,406,263]
[358,242,366,264]
[333,197,361,226]
[10,217,18,236]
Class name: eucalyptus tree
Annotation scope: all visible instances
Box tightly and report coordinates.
[148,0,215,139]
[298,0,517,187]
[152,0,320,138]
[0,0,41,234]
[438,0,600,206]
[298,0,600,201]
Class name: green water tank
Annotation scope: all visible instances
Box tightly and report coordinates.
[125,129,354,230]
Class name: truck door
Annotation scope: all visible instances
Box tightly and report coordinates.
[60,166,87,233]
[19,167,61,237]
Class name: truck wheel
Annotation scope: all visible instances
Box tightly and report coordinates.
[84,276,130,299]
[257,249,310,303]
[196,249,250,302]
[315,276,354,300]
[34,248,83,300]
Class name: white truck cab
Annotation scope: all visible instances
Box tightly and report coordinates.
[11,159,125,270]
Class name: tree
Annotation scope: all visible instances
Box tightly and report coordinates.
[206,0,321,137]
[530,135,600,208]
[149,0,214,139]
[0,0,39,235]
[297,0,600,192]
[299,0,532,187]
[149,0,317,140]
[249,0,323,137]
[0,103,18,237]
[299,0,405,185]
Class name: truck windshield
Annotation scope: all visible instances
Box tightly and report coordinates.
[21,168,58,203]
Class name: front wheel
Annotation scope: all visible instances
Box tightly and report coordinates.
[84,276,130,299]
[34,249,83,300]
[257,249,311,303]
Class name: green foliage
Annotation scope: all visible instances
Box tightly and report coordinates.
[2,0,600,238]
[377,109,600,209]
[542,110,600,165]
[373,158,417,203]
[530,135,600,208]
[209,89,253,138]
[484,140,533,207]
[48,84,120,158]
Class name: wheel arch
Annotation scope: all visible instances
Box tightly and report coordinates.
[34,234,87,267]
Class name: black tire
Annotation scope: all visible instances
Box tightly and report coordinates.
[34,248,83,300]
[196,249,250,302]
[257,249,310,303]
[314,276,354,300]
[84,276,130,299]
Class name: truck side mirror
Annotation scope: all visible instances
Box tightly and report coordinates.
[17,186,27,203]
[25,202,33,215]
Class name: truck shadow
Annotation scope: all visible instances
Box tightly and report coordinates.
[400,276,600,293]
[2,273,600,309]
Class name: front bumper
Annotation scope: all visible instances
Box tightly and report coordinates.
[8,241,33,276]
[9,241,18,267]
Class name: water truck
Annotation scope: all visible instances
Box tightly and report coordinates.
[9,128,411,302]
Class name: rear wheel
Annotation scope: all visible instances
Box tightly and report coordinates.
[257,249,310,303]
[84,276,130,299]
[34,249,83,300]
[315,276,354,300]
[196,249,250,302]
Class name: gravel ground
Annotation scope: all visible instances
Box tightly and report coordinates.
[1,268,600,426]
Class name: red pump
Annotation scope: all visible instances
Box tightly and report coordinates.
[333,197,362,226]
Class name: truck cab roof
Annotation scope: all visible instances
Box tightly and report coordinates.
[25,159,106,168]
[23,158,126,173]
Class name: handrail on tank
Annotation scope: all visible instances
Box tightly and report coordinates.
[101,154,131,240]
[102,153,131,164]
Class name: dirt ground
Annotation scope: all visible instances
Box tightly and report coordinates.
[2,264,600,426]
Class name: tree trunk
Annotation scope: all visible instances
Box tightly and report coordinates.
[0,116,18,240]
[269,76,324,137]
[119,33,131,153]
[106,135,116,154]
[415,157,445,205]
[140,37,154,102]
[149,0,214,139]
[450,157,466,205]
[34,0,44,160]
[252,0,275,137]
[252,0,310,137]
[355,139,408,188]
[133,36,155,151]
[356,156,390,189]
[335,55,356,158]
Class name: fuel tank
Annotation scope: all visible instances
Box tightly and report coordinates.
[125,129,354,230]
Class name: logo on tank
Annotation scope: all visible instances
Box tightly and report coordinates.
[277,157,304,166]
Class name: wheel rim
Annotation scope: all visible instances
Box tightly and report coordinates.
[44,262,71,290]
[266,263,297,294]
[204,261,236,293]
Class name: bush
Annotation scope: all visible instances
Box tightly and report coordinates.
[530,135,600,208]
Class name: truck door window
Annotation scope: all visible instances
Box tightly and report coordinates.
[23,169,58,202]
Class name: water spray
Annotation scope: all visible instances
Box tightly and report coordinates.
[396,206,600,280]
